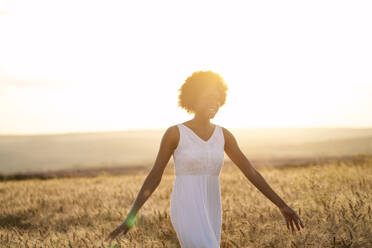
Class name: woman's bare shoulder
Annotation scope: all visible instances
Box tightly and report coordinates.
[220,126,237,143]
[163,125,180,150]
[220,125,232,136]
[166,124,180,135]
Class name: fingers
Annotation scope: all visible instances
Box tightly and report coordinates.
[285,218,290,231]
[104,231,114,242]
[299,217,305,228]
[294,217,301,231]
[104,234,112,242]
[105,225,129,242]
[105,232,116,242]
[287,216,304,233]
[296,216,305,230]
[293,213,304,230]
[289,218,295,233]
[105,229,119,242]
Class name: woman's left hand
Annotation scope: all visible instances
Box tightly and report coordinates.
[279,205,304,233]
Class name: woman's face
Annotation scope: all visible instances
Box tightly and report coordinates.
[193,87,222,119]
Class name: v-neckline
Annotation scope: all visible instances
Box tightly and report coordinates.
[181,123,217,143]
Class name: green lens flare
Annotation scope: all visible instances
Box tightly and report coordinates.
[125,213,136,228]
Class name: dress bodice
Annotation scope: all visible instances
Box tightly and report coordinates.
[172,123,225,176]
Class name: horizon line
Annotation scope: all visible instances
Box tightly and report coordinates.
[1,124,372,136]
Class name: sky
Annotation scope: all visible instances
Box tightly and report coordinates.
[0,0,371,134]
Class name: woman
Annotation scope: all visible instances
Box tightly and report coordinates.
[106,70,305,246]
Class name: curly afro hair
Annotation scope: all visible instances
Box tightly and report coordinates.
[177,70,228,114]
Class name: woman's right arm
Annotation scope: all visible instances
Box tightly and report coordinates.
[123,125,177,218]
[106,125,178,240]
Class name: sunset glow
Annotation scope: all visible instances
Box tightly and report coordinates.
[1,0,371,134]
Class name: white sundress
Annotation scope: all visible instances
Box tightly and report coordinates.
[170,123,225,248]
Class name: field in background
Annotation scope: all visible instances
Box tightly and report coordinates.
[1,127,372,175]
[0,154,371,247]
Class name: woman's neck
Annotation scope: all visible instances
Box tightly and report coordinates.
[190,113,212,128]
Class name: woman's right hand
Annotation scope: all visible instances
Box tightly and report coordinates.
[105,220,131,242]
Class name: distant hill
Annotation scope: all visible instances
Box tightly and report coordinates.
[1,127,371,174]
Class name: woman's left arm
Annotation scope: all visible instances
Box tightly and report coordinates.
[222,127,305,233]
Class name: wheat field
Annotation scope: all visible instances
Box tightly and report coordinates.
[0,155,371,247]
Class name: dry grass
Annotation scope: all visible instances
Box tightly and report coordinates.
[0,156,371,247]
